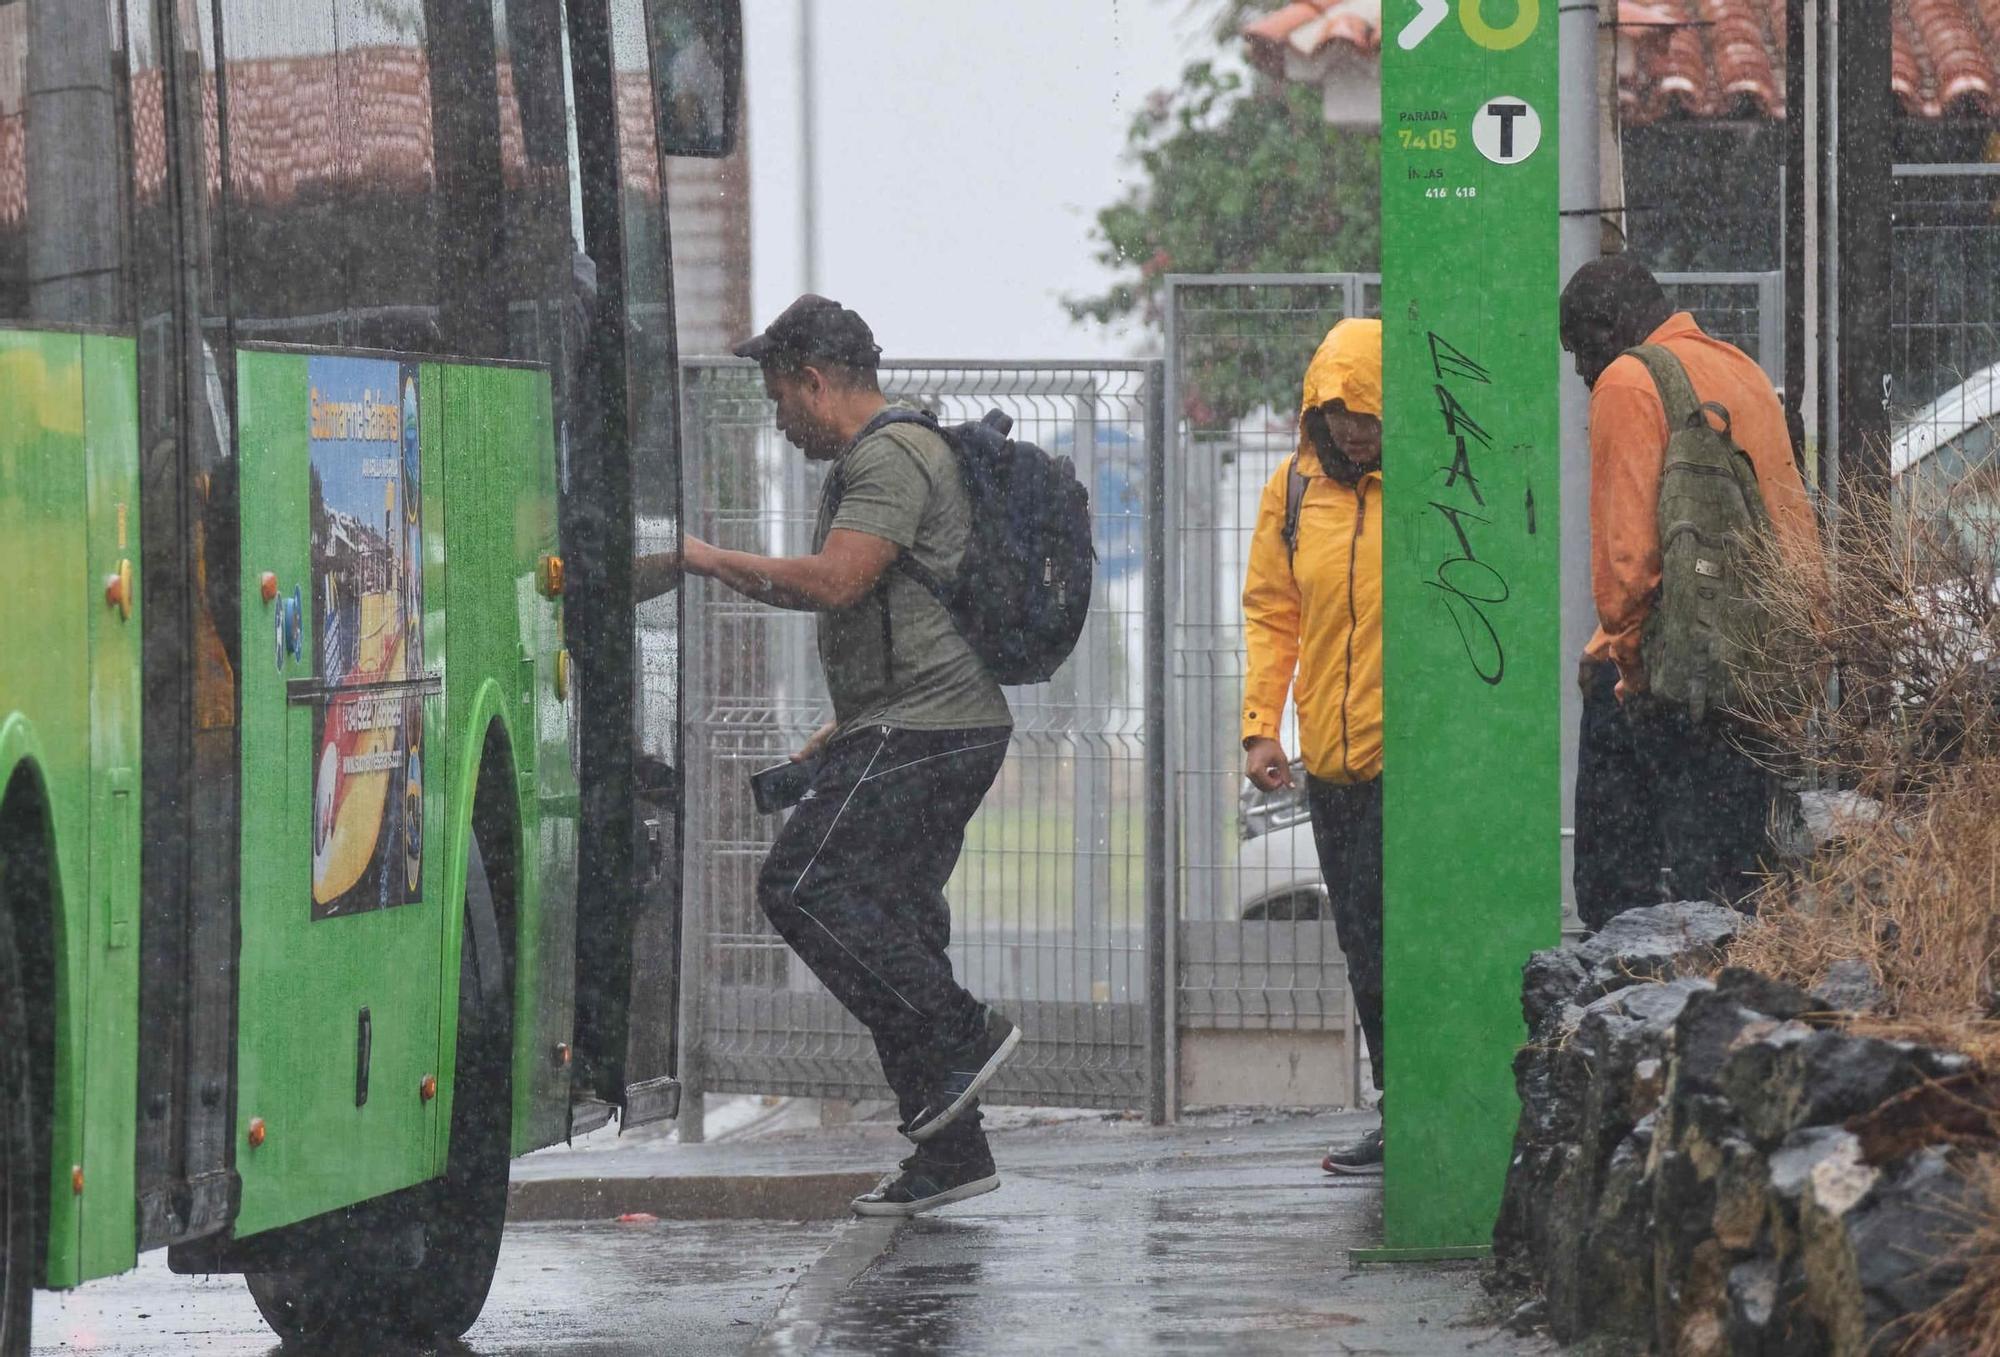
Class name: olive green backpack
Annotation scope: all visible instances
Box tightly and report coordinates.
[1626,344,1778,723]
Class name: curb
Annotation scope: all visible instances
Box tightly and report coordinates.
[506,1171,883,1223]
[749,1215,906,1356]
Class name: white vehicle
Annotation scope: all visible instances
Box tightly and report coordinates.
[1234,761,1329,921]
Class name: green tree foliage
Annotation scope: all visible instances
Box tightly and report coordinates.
[1067,61,1381,423]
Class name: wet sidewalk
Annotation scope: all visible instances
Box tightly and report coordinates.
[526,1101,1553,1355]
[747,1108,1550,1357]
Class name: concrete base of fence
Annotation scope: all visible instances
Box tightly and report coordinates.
[1179,1028,1366,1109]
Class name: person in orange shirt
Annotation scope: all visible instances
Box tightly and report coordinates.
[1560,257,1812,925]
[1241,318,1386,1174]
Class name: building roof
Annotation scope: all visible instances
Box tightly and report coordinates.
[1242,0,2000,123]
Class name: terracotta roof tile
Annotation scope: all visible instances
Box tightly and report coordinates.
[2,48,669,227]
[1241,0,2000,123]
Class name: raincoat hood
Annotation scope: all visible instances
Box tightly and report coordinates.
[1296,317,1383,475]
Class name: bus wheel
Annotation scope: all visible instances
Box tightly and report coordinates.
[1,862,39,1357]
[245,832,513,1345]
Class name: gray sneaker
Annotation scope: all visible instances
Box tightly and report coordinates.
[851,1148,1000,1217]
[1322,1126,1383,1176]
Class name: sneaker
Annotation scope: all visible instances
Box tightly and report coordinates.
[1322,1125,1384,1176]
[851,1149,1000,1218]
[906,1009,1020,1144]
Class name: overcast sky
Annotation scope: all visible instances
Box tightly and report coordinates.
[742,1,1231,361]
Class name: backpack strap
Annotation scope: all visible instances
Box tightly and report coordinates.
[1279,453,1310,563]
[1623,344,1719,439]
[837,405,952,683]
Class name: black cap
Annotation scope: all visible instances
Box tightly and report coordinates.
[733,294,882,369]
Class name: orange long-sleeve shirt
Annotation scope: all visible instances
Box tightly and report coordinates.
[1584,313,1815,696]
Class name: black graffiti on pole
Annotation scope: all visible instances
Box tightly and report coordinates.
[1425,332,1509,686]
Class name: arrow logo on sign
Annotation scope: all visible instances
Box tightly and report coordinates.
[1399,0,1451,49]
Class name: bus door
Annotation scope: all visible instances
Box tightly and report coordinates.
[562,0,739,1130]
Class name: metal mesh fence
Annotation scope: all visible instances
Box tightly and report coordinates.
[1163,276,1371,1100]
[1888,167,2000,516]
[1658,272,1783,384]
[677,358,1161,1110]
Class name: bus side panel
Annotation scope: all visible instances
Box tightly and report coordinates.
[77,333,141,1280]
[435,362,574,1159]
[232,350,443,1237]
[0,329,92,1289]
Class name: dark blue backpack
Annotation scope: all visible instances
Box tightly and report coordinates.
[859,407,1094,686]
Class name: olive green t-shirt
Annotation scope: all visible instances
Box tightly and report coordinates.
[815,418,1012,736]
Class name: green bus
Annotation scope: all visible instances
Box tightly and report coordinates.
[0,0,736,1346]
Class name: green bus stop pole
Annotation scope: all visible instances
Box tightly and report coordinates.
[1358,0,1563,1261]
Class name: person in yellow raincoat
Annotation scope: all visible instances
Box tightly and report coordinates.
[1240,317,1386,1175]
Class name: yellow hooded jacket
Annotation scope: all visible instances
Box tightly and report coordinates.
[1240,318,1384,784]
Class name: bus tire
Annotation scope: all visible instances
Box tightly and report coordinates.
[245,829,513,1345]
[0,813,43,1357]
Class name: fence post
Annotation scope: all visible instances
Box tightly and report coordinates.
[1145,353,1173,1126]
[674,367,712,1144]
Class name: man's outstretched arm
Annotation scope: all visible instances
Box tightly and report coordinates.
[635,552,682,603]
[683,529,901,612]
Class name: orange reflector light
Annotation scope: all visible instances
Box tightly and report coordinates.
[247,1117,266,1148]
[71,1165,83,1196]
[554,1042,571,1067]
[261,571,279,603]
[420,1074,437,1102]
[103,560,133,620]
[539,554,565,598]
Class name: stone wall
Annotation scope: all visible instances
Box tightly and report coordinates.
[1493,903,1995,1355]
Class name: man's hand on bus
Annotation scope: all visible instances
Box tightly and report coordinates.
[1243,736,1294,792]
[635,551,683,603]
[680,530,899,612]
[795,720,837,763]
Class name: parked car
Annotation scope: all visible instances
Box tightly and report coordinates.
[1235,760,1328,921]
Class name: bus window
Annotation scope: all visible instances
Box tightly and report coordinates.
[0,0,133,327]
[215,0,574,362]
[644,0,740,159]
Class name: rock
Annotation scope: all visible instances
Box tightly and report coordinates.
[1798,1145,1979,1355]
[1538,1142,1601,1341]
[1576,901,1744,1001]
[1769,1126,1866,1205]
[1667,987,1769,1102]
[1717,1019,1817,1146]
[1810,959,1885,1016]
[1503,1296,1547,1336]
[1797,789,1884,848]
[1497,940,1982,1355]
[1725,1257,1778,1350]
[1719,1025,1938,1149]
[1577,1117,1658,1343]
[1522,946,1590,1043]
[1574,979,1713,1160]
[1711,1135,1770,1252]
[1715,966,1817,1021]
[1784,1032,1936,1140]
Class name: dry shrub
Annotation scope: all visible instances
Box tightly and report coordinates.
[1727,477,2000,1057]
[1726,763,2000,1064]
[1734,474,2000,800]
[1725,474,2000,1350]
[1895,1153,2000,1357]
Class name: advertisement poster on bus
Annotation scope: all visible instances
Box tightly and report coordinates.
[307,355,425,920]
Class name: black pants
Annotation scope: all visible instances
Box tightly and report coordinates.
[1305,774,1385,1093]
[757,724,1011,1160]
[1574,659,1791,928]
